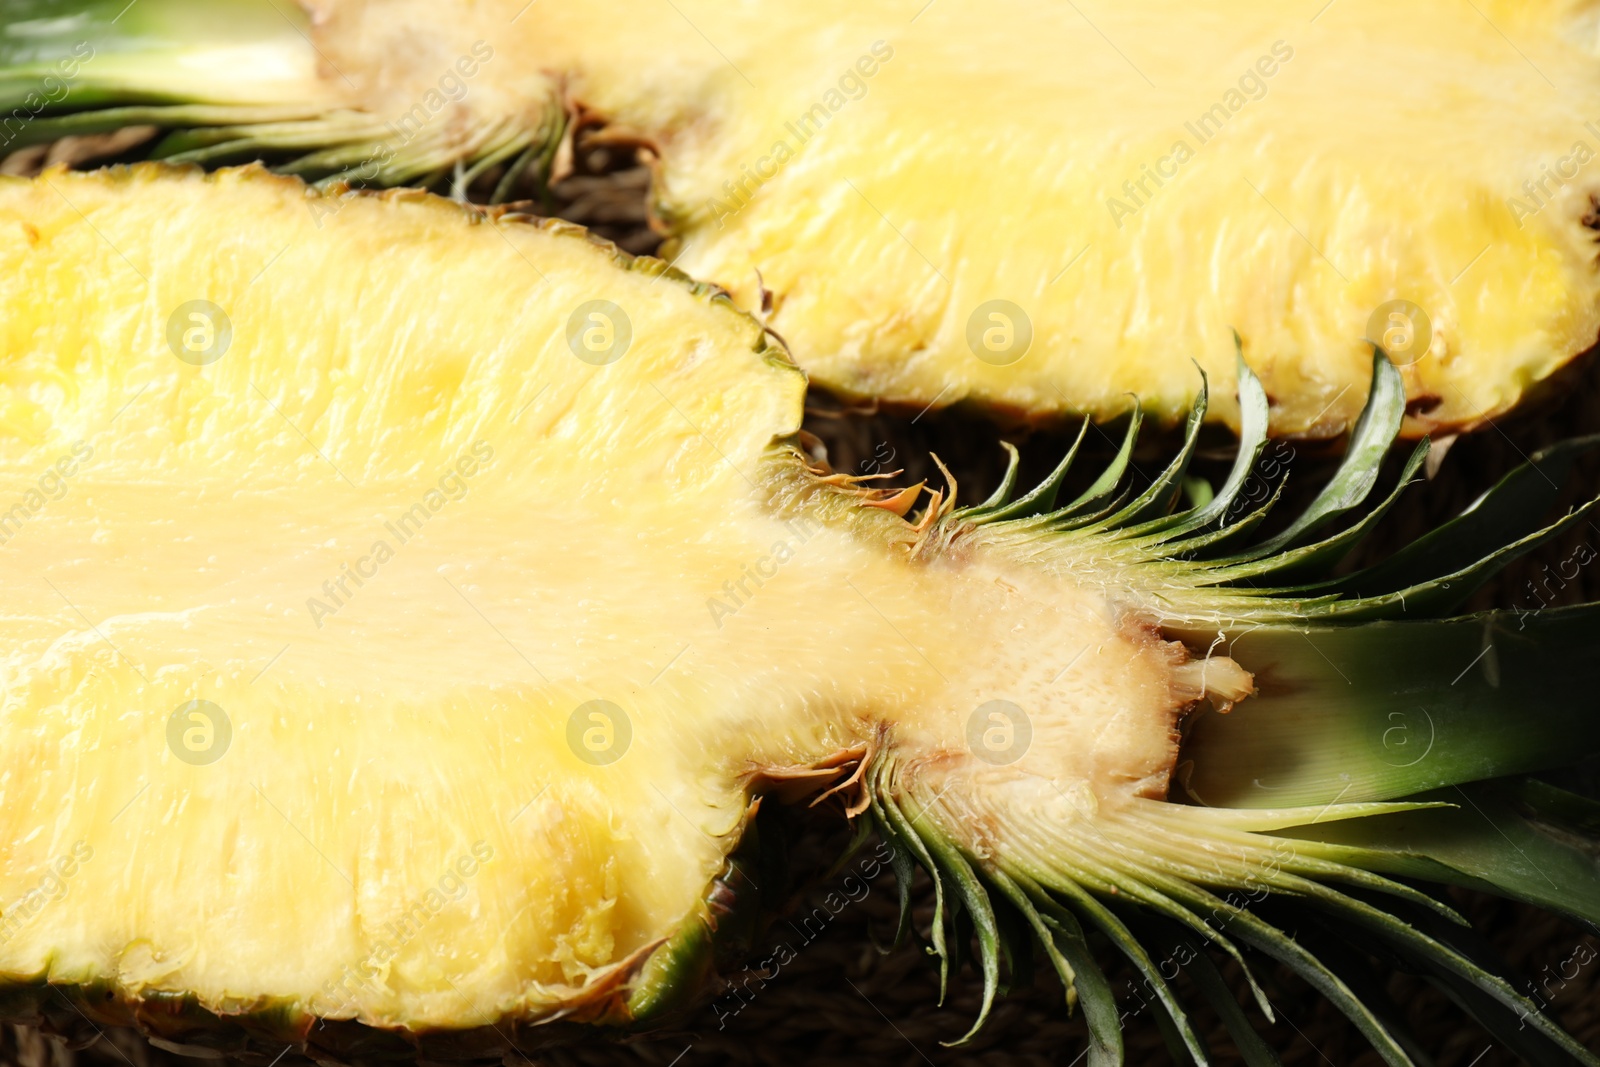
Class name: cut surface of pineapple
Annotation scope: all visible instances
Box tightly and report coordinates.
[0,166,1194,1031]
[15,0,1600,433]
[520,0,1600,433]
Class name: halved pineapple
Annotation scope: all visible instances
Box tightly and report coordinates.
[0,165,1209,1046]
[9,0,1600,434]
[4,168,1600,1064]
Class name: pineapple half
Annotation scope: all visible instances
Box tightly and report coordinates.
[3,165,1600,1065]
[8,0,1600,434]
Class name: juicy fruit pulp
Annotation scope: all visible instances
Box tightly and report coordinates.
[523,0,1600,433]
[0,167,1198,1029]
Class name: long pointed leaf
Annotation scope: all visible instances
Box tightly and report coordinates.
[876,789,951,998]
[1333,434,1600,598]
[970,418,1090,523]
[971,442,1022,512]
[1282,779,1600,930]
[1250,349,1405,555]
[1181,603,1600,807]
[1134,915,1282,1067]
[1201,440,1429,583]
[1320,493,1600,620]
[1223,909,1418,1066]
[1112,378,1209,528]
[998,869,1124,1067]
[1165,343,1271,534]
[1302,895,1599,1066]
[1055,409,1142,520]
[918,837,1002,1044]
[1040,877,1215,1065]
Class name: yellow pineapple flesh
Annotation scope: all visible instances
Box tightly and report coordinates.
[525,0,1600,433]
[272,0,1600,433]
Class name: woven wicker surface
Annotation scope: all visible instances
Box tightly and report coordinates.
[1,137,1598,1067]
